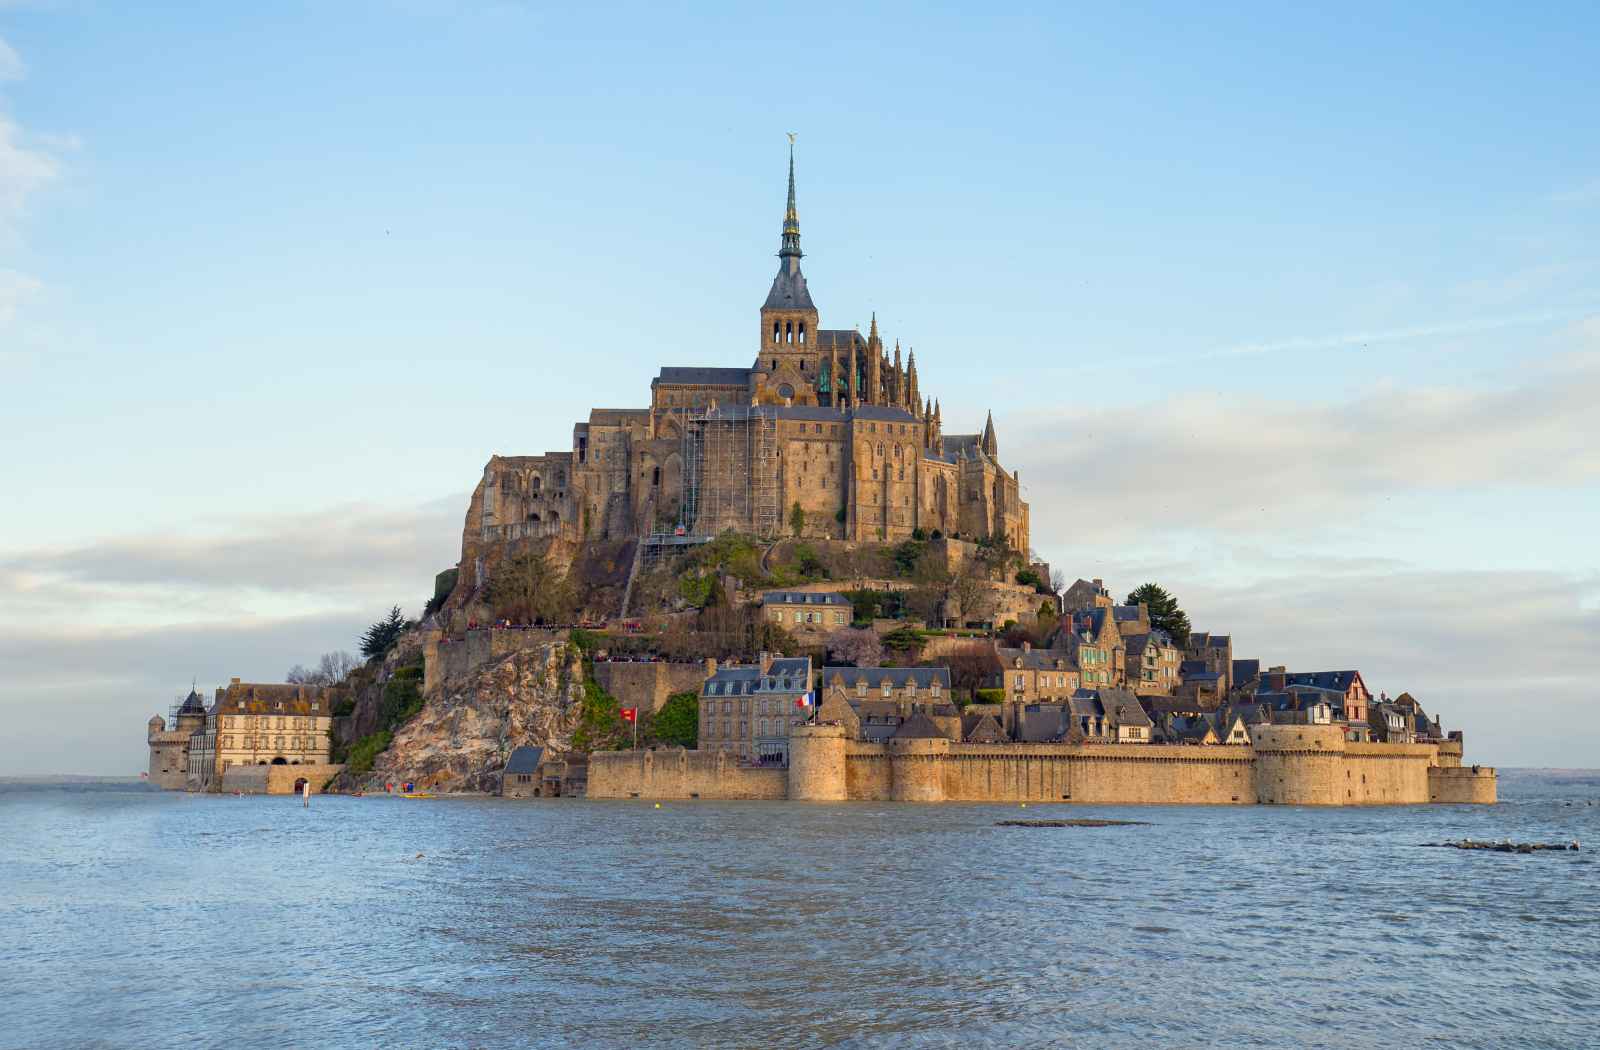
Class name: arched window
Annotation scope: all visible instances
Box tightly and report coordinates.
[798,322,806,345]
[785,321,793,345]
[652,466,661,487]
[778,383,795,400]
[556,469,566,487]
[773,321,781,345]
[527,511,541,522]
[531,475,541,493]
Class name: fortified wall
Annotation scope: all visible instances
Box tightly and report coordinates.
[218,762,345,795]
[589,723,1496,805]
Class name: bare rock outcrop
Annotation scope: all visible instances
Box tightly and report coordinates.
[354,640,585,793]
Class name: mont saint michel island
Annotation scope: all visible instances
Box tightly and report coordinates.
[146,148,1496,809]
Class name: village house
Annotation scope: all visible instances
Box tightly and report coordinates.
[987,642,1080,702]
[1185,632,1234,692]
[761,590,853,633]
[699,653,812,763]
[1052,608,1125,689]
[500,745,544,798]
[1124,628,1182,696]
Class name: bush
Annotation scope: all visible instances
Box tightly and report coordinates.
[1015,567,1046,592]
[331,697,356,718]
[346,731,392,776]
[572,677,626,753]
[653,691,700,748]
[794,544,828,581]
[975,688,1007,704]
[891,538,926,578]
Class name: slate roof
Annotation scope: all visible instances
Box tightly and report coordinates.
[654,366,752,386]
[822,666,951,690]
[763,260,815,310]
[816,329,865,350]
[1018,702,1076,743]
[964,714,1007,744]
[892,712,946,740]
[852,405,920,422]
[505,745,544,775]
[178,688,206,715]
[1284,671,1362,692]
[215,682,331,716]
[1232,659,1261,684]
[762,591,851,607]
[1112,605,1145,623]
[996,646,1072,671]
[1100,688,1153,729]
[703,658,812,697]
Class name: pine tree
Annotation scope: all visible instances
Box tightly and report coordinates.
[1125,583,1192,643]
[360,605,409,659]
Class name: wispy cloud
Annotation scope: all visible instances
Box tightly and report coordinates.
[0,34,66,331]
[1011,348,1600,543]
[0,499,465,629]
[0,35,23,82]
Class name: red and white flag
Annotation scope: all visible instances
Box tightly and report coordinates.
[620,707,638,724]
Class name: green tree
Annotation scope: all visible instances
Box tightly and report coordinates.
[790,501,806,537]
[360,605,410,659]
[1125,582,1192,642]
[654,691,700,748]
[488,547,573,624]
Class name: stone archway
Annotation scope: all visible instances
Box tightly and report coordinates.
[293,778,308,794]
[271,756,288,765]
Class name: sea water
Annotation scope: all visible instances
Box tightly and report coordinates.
[2,771,1597,1049]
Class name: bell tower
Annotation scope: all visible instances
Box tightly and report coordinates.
[758,136,820,386]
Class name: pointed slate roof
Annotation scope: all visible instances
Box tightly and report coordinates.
[764,141,815,311]
[964,713,1006,744]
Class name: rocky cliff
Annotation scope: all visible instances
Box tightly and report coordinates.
[350,639,586,793]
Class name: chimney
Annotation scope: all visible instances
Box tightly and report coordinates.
[759,651,773,674]
[704,658,718,678]
[230,677,241,686]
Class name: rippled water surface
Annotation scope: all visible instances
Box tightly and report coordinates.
[4,772,1598,1049]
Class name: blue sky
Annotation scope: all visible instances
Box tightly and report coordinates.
[1,2,1596,773]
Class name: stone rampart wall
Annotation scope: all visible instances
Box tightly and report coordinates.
[432,628,569,689]
[585,737,1489,805]
[593,661,706,715]
[1428,765,1498,804]
[219,763,345,795]
[587,748,787,800]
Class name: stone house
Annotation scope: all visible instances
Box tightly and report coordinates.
[1061,577,1114,612]
[1185,632,1234,693]
[1276,670,1372,726]
[988,642,1079,703]
[209,680,335,778]
[699,654,812,763]
[762,590,852,633]
[1124,628,1182,696]
[815,666,959,742]
[1174,663,1225,707]
[501,745,545,798]
[1052,608,1125,689]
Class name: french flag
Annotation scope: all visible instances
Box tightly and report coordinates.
[795,692,814,708]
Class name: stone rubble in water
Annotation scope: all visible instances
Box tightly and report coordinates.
[1421,839,1580,854]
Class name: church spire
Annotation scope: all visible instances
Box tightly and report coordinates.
[780,135,802,262]
[981,410,997,458]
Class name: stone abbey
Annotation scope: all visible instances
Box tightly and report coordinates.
[461,145,1027,581]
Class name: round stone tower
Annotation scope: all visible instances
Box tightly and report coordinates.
[1252,723,1346,805]
[789,723,849,801]
[888,738,949,802]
